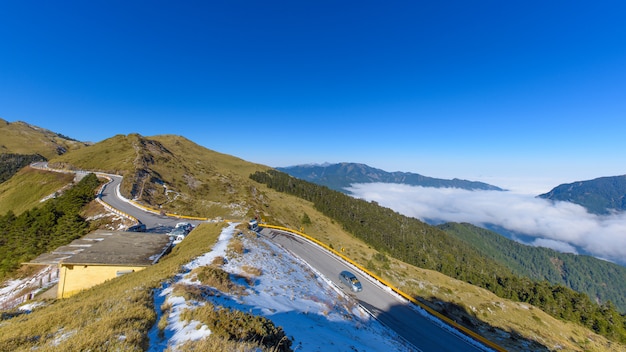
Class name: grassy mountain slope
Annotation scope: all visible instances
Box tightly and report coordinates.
[2,128,624,350]
[0,153,46,184]
[51,134,273,218]
[439,222,626,313]
[538,175,626,215]
[277,162,504,192]
[0,118,89,159]
[0,167,74,215]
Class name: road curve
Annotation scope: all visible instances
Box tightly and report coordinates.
[31,162,203,233]
[260,228,490,352]
[97,174,205,232]
[33,162,492,351]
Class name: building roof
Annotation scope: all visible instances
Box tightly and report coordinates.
[28,230,171,266]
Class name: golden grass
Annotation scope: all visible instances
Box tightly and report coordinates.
[173,333,282,352]
[191,265,245,295]
[0,167,74,215]
[50,134,273,219]
[227,238,245,256]
[241,265,263,277]
[0,119,88,159]
[50,134,138,175]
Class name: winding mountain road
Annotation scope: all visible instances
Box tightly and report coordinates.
[35,163,495,351]
[98,174,204,232]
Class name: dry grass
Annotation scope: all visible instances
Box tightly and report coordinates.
[241,265,262,277]
[0,119,88,159]
[191,265,245,295]
[210,256,226,267]
[173,335,279,352]
[0,167,74,215]
[373,256,626,352]
[227,238,245,256]
[179,303,291,352]
[52,134,273,218]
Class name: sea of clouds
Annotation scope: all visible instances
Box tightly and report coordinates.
[346,183,626,265]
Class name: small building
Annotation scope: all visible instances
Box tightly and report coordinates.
[29,230,171,298]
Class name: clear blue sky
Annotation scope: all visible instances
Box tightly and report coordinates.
[2,1,625,192]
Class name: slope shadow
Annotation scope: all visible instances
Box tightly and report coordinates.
[361,296,550,352]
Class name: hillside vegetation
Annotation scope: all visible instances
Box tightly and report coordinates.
[2,127,625,350]
[250,169,626,344]
[439,222,626,313]
[0,223,291,352]
[0,118,88,159]
[0,153,46,184]
[0,173,101,280]
[0,167,75,216]
[52,134,272,219]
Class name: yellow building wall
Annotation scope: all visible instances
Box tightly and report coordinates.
[58,264,147,298]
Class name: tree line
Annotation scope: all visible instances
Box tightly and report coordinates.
[0,153,46,184]
[250,169,626,343]
[439,222,626,315]
[0,173,100,280]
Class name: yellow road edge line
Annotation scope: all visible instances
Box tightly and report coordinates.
[260,224,507,352]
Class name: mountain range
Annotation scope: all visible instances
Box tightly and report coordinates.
[277,162,504,192]
[1,119,626,351]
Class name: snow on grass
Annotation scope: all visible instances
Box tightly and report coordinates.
[149,223,414,352]
[0,265,57,310]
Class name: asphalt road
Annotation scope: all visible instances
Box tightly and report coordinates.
[98,174,204,233]
[260,228,488,352]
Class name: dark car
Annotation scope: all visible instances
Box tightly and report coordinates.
[127,223,147,232]
[339,270,362,292]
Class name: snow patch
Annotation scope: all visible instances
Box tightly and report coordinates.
[148,223,414,351]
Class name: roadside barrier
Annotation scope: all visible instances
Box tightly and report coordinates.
[259,224,506,352]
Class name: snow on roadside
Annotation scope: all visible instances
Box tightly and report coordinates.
[149,223,414,352]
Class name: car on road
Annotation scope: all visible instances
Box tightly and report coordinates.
[175,222,193,233]
[339,270,362,292]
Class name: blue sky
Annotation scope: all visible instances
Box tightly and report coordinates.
[2,1,625,193]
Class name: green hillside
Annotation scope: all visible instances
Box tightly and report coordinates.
[438,222,626,313]
[538,175,626,215]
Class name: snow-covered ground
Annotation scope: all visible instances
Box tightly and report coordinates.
[148,223,415,351]
[0,265,58,310]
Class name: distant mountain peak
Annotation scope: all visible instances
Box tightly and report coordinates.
[538,175,626,215]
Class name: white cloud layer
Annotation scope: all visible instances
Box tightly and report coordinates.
[346,183,626,265]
